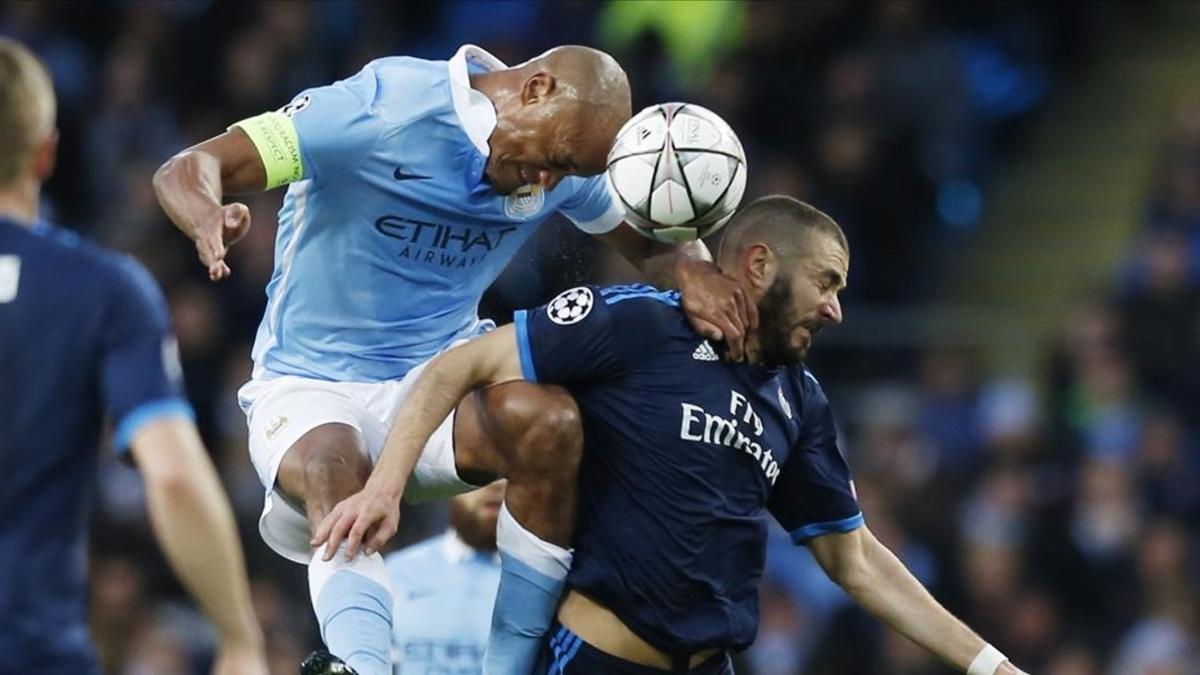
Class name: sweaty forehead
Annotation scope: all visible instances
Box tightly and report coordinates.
[802,230,850,278]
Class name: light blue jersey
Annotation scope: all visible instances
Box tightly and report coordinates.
[235,45,624,382]
[386,532,501,675]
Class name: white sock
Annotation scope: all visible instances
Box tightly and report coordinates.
[308,546,395,675]
[483,502,572,675]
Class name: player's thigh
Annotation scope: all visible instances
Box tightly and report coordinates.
[241,376,375,511]
[452,380,581,481]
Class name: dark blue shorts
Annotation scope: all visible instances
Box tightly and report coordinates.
[540,622,735,674]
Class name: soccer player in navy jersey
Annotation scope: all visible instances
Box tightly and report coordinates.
[319,196,1031,675]
[155,44,753,675]
[0,39,269,675]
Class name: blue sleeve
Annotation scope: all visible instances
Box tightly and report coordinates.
[768,370,863,544]
[557,175,625,234]
[101,258,193,453]
[286,65,384,181]
[513,285,661,384]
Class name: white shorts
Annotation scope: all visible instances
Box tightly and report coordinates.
[238,357,477,564]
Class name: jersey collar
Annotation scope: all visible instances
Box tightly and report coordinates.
[448,44,506,157]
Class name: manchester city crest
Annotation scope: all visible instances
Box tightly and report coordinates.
[504,184,545,220]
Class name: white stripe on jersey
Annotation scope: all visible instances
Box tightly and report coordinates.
[254,181,310,378]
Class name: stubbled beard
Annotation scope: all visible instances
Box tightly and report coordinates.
[758,275,806,368]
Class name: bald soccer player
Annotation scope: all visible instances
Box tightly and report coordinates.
[155,44,755,675]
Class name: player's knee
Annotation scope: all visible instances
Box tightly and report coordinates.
[301,442,370,495]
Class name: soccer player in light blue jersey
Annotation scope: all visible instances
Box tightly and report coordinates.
[386,481,505,674]
[155,44,754,675]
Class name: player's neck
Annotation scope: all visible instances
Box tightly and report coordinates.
[0,179,39,227]
[470,70,521,114]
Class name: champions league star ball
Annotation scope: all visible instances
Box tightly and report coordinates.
[606,102,748,243]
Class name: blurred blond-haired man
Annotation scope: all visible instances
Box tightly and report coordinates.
[0,37,268,675]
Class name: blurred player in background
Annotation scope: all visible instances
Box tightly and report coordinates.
[321,197,1031,675]
[0,38,269,675]
[386,481,504,674]
[154,43,752,675]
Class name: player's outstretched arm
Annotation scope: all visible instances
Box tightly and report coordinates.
[153,129,264,281]
[807,526,1029,675]
[597,225,758,361]
[130,417,269,675]
[312,325,525,560]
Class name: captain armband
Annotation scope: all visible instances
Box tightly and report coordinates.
[229,112,304,190]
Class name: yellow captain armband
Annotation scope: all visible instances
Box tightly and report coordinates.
[229,111,305,190]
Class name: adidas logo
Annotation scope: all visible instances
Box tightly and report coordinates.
[692,341,719,362]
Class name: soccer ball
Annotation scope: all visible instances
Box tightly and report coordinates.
[606,102,748,243]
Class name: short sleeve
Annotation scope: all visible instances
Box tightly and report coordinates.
[230,65,383,188]
[102,258,193,452]
[768,370,863,544]
[557,175,625,235]
[513,285,669,384]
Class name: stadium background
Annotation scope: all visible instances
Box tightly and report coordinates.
[8,0,1200,672]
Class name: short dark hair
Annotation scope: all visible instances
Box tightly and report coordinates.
[717,195,847,266]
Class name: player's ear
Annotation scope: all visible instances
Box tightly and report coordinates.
[522,72,556,105]
[744,242,776,293]
[31,130,58,182]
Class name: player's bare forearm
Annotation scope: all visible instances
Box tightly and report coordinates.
[154,129,267,234]
[597,225,754,357]
[646,239,713,289]
[154,130,265,279]
[153,147,226,240]
[131,418,263,651]
[367,326,525,501]
[810,527,1011,673]
[597,225,712,288]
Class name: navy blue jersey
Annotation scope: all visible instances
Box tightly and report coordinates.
[513,284,863,654]
[0,218,192,672]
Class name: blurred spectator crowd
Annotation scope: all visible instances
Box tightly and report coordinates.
[6,1,1197,673]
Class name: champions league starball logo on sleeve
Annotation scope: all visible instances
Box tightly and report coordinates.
[547,286,594,325]
[278,94,311,117]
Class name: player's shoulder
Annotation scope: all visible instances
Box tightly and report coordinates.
[563,283,687,332]
[291,55,444,126]
[788,365,835,420]
[10,225,167,327]
[539,283,680,321]
[790,365,823,392]
[362,54,443,81]
[593,283,682,312]
[18,223,139,287]
[355,55,449,124]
